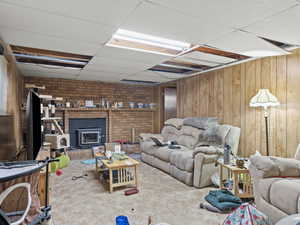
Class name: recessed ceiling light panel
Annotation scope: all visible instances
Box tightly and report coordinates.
[106,29,191,56]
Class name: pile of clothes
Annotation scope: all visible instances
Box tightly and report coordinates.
[200,189,242,213]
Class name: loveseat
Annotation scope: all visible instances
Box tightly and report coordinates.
[249,147,300,224]
[139,118,241,188]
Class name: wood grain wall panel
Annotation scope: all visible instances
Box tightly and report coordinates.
[276,55,287,157]
[245,61,256,156]
[216,70,224,124]
[177,49,300,157]
[255,60,262,155]
[231,65,241,128]
[223,67,233,125]
[287,51,300,157]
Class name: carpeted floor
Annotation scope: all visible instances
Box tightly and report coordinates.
[51,160,227,225]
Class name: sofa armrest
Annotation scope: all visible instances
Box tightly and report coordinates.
[193,152,219,188]
[139,133,164,142]
[193,146,224,157]
[249,155,300,178]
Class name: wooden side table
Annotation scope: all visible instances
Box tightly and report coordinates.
[218,161,253,198]
[101,157,139,193]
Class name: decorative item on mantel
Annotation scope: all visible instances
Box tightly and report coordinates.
[128,102,135,109]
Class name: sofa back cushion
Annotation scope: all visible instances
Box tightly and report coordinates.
[177,125,202,149]
[183,117,218,130]
[197,125,231,147]
[161,125,181,142]
[164,118,184,129]
[295,143,300,160]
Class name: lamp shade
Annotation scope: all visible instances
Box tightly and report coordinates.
[249,89,280,108]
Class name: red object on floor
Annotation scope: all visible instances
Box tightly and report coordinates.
[124,188,139,196]
[56,169,63,176]
[113,139,127,144]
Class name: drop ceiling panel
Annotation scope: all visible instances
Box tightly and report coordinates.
[0,2,116,44]
[96,46,171,64]
[22,70,79,79]
[0,0,141,27]
[78,70,123,82]
[122,1,232,44]
[84,56,157,72]
[207,31,289,56]
[149,0,298,28]
[128,71,177,83]
[182,51,236,64]
[17,63,81,75]
[176,56,221,67]
[244,5,300,45]
[0,27,100,55]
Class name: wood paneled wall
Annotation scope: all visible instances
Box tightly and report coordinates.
[0,39,24,152]
[177,49,300,158]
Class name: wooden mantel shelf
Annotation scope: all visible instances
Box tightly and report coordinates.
[22,107,156,112]
[56,107,156,112]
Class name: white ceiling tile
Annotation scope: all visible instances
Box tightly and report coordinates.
[22,70,79,79]
[0,2,116,44]
[0,27,100,55]
[127,71,176,83]
[207,31,289,56]
[244,5,300,45]
[85,56,157,72]
[96,46,171,64]
[149,0,298,28]
[17,63,81,75]
[176,56,221,67]
[0,0,141,27]
[181,51,236,64]
[122,1,233,44]
[78,70,123,82]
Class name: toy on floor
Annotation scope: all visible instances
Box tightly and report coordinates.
[55,169,63,176]
[72,174,88,181]
[116,215,130,225]
[124,188,139,196]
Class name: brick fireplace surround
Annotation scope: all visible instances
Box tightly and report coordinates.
[23,77,157,144]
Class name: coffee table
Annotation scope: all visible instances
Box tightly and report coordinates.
[101,156,139,193]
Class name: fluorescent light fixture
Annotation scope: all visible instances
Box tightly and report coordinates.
[106,29,191,56]
[242,50,288,57]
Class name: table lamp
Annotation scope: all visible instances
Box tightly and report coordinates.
[249,89,280,156]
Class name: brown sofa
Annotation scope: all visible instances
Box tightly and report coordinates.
[249,149,300,224]
[140,117,241,188]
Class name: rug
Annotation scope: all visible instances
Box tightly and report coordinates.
[51,160,227,225]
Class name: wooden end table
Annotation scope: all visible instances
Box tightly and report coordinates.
[218,160,253,198]
[101,156,139,193]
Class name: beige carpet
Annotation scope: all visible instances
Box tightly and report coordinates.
[51,160,227,225]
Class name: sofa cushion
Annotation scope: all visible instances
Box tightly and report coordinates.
[161,125,181,142]
[153,146,176,162]
[177,126,202,149]
[164,118,184,129]
[140,141,157,155]
[271,157,300,177]
[170,148,194,172]
[170,165,193,186]
[258,177,283,203]
[269,179,300,215]
[295,144,300,161]
[139,133,164,143]
[183,117,218,130]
